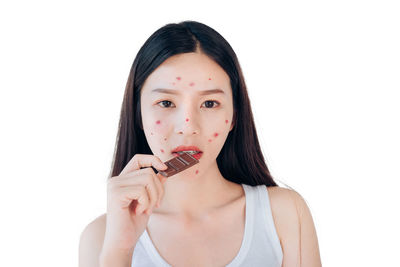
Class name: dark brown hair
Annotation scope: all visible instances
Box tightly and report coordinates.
[108,20,279,187]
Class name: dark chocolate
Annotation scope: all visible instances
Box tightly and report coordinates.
[158,152,199,177]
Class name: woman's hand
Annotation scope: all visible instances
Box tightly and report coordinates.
[100,154,168,258]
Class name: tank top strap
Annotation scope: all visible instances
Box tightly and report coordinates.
[254,184,284,262]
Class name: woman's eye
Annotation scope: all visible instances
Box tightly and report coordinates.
[156,100,220,109]
[158,100,174,108]
[202,100,220,108]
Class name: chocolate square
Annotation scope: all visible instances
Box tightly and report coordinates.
[158,152,199,177]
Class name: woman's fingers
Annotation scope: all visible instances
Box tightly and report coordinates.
[109,168,165,214]
[119,154,167,176]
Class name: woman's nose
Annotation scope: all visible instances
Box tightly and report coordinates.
[176,119,199,135]
[175,106,200,136]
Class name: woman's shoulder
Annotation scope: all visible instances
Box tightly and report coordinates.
[79,213,107,266]
[266,186,322,266]
[266,186,307,235]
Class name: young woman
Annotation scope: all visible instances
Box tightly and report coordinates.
[79,20,322,267]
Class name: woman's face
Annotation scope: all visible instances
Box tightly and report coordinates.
[140,52,235,176]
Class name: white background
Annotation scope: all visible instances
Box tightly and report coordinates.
[1,0,399,266]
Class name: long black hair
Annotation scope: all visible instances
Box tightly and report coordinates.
[109,20,279,187]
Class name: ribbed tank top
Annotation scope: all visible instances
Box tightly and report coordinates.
[131,184,283,266]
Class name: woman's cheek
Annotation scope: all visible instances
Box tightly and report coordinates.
[207,118,230,143]
[146,117,171,154]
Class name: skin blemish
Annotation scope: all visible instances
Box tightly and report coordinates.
[176,77,181,80]
[225,120,229,124]
[172,82,176,85]
[208,139,212,142]
[195,170,199,174]
[151,132,154,135]
[214,133,219,137]
[186,118,189,122]
[189,82,195,86]
[164,137,167,141]
[156,120,161,125]
[209,78,212,80]
[160,149,164,153]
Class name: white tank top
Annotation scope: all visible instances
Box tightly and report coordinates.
[131,184,283,266]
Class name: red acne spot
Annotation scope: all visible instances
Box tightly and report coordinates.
[186,118,189,122]
[164,137,167,141]
[208,139,212,142]
[176,77,181,80]
[161,149,164,153]
[151,132,154,135]
[209,78,212,80]
[156,120,161,125]
[189,82,195,86]
[214,133,219,137]
[195,170,199,174]
[225,120,228,124]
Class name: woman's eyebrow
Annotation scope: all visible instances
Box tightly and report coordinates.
[151,88,225,95]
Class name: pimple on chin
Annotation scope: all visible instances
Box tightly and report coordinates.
[208,78,212,80]
[195,170,199,174]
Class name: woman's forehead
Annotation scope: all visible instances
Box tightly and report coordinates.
[141,55,231,97]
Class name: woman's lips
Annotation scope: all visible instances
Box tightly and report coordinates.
[172,152,203,160]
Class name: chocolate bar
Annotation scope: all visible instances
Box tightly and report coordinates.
[158,151,199,177]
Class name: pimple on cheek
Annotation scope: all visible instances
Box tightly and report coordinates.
[208,139,212,142]
[164,137,167,141]
[225,120,229,124]
[208,78,212,80]
[195,170,199,174]
[160,149,164,153]
[156,120,161,125]
[214,133,219,137]
[176,77,181,80]
[151,132,154,135]
[186,118,189,122]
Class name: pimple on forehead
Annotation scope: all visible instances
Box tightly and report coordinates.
[189,82,195,86]
[156,120,161,124]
